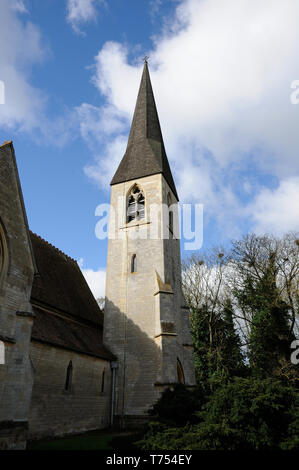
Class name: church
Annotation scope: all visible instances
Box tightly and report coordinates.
[0,62,195,449]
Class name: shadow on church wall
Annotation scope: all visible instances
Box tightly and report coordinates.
[104,299,180,418]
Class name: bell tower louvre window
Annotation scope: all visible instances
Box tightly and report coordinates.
[127,185,145,223]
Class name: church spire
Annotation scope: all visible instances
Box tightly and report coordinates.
[110,61,178,200]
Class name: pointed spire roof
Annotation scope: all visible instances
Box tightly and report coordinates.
[110,61,178,200]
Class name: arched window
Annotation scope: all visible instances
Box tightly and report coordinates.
[167,193,173,235]
[101,369,105,393]
[131,254,137,273]
[177,359,185,384]
[127,185,145,223]
[65,360,73,391]
[137,193,145,219]
[127,195,135,222]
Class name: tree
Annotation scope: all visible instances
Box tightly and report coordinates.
[230,232,299,342]
[217,299,245,377]
[137,231,299,451]
[137,378,299,450]
[183,250,244,382]
[148,384,202,426]
[231,236,297,379]
[183,232,299,382]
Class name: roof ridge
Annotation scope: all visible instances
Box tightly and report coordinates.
[31,301,103,327]
[29,230,77,263]
[0,140,13,148]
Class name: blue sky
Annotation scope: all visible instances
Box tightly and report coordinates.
[1,0,299,297]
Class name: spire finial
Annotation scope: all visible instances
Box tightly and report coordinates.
[143,55,149,64]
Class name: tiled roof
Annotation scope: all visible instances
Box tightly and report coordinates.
[30,231,103,327]
[29,232,116,361]
[31,306,115,361]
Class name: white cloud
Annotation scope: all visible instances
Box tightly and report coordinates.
[11,1,27,14]
[150,0,162,20]
[84,134,127,187]
[81,267,106,299]
[75,101,128,185]
[66,0,105,34]
[79,257,106,298]
[79,0,299,238]
[0,0,46,132]
[0,1,77,145]
[76,102,128,142]
[249,177,299,235]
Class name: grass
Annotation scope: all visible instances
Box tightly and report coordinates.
[27,429,140,451]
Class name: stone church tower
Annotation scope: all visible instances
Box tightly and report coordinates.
[104,61,196,426]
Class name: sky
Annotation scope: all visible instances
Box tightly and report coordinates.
[1,0,299,299]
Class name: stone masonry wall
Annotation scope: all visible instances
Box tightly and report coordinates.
[29,341,111,439]
[0,142,35,449]
[104,173,196,424]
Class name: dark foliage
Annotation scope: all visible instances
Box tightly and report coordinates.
[138,378,299,450]
[138,233,299,450]
[148,384,204,426]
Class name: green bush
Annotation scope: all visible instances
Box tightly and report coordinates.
[138,378,299,450]
[148,384,204,426]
